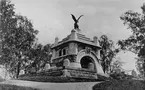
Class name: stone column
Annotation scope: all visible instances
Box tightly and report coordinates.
[55,37,59,45]
[93,36,99,46]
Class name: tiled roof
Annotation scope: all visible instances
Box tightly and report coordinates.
[51,29,101,49]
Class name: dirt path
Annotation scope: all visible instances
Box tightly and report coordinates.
[0,80,102,90]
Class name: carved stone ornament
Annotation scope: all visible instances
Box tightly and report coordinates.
[63,59,70,67]
[85,47,91,54]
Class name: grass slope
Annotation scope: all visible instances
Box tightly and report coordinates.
[93,79,145,90]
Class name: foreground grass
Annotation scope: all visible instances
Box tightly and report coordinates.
[93,79,145,90]
[0,84,39,90]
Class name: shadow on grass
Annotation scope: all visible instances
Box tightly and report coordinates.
[93,79,145,90]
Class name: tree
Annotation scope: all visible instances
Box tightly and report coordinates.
[0,0,38,78]
[99,35,119,73]
[118,4,145,77]
[135,57,145,77]
[110,59,124,73]
[0,0,16,77]
[26,43,51,73]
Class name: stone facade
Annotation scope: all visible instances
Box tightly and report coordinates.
[19,29,107,80]
[50,29,105,79]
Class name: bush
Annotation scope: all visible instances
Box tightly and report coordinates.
[110,72,133,80]
[93,80,145,90]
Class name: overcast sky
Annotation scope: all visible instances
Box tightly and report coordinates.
[10,0,144,72]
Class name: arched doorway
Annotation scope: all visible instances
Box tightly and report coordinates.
[75,50,105,74]
[80,56,94,69]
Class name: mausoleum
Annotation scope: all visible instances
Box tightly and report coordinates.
[19,15,106,80]
[49,27,105,79]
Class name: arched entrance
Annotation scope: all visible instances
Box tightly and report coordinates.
[73,50,105,74]
[80,56,94,70]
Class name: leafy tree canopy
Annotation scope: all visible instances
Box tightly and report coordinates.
[118,3,145,76]
[99,35,119,73]
[0,0,39,78]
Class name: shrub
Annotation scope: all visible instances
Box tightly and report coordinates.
[110,72,133,80]
[93,80,145,90]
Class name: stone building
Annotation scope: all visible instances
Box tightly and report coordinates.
[49,28,105,79]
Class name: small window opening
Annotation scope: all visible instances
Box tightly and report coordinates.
[63,49,66,55]
[59,50,62,56]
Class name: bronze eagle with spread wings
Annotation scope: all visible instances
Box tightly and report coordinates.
[71,14,83,29]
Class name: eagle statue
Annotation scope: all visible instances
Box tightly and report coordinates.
[71,14,83,29]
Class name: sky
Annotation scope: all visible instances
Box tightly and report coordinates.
[6,0,144,73]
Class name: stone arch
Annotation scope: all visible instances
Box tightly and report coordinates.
[80,56,93,68]
[76,50,104,74]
